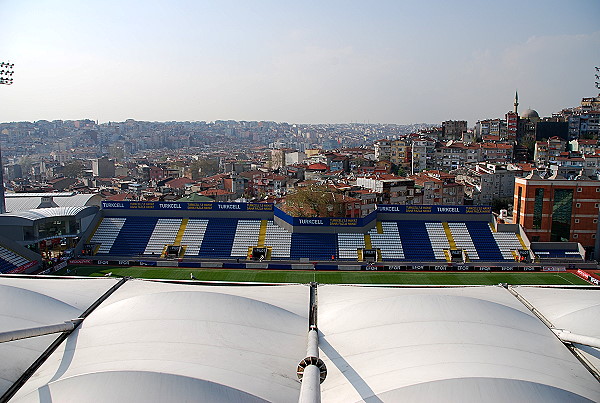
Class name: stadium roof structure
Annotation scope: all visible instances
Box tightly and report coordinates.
[0,206,98,225]
[317,285,600,402]
[0,276,121,395]
[0,276,598,402]
[514,286,600,375]
[4,193,101,214]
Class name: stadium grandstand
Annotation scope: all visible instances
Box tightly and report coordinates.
[78,201,587,270]
[0,199,594,274]
[0,276,598,402]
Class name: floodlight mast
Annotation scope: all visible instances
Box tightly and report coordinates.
[0,61,13,214]
[0,62,14,85]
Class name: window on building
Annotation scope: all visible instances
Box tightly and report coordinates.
[533,188,544,229]
[576,203,581,208]
[573,234,578,239]
[575,219,580,223]
[516,186,523,223]
[551,189,573,242]
[577,187,582,192]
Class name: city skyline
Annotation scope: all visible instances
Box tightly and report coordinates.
[1,0,599,125]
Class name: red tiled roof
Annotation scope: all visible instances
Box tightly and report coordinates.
[199,189,234,196]
[105,193,135,201]
[557,156,584,161]
[165,177,196,188]
[481,143,513,149]
[512,163,535,171]
[307,163,328,171]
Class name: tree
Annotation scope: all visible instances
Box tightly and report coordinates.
[283,185,346,217]
[63,160,84,178]
[19,155,33,175]
[352,157,372,169]
[109,145,125,161]
[491,198,511,213]
[189,158,219,179]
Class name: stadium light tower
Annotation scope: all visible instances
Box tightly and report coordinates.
[0,61,14,214]
[0,62,14,85]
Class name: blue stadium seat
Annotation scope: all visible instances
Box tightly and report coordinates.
[199,218,239,258]
[465,222,504,261]
[0,258,18,273]
[397,221,436,261]
[0,245,31,272]
[108,217,159,256]
[290,233,338,260]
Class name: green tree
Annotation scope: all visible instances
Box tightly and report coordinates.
[63,160,84,178]
[19,156,33,175]
[283,185,346,217]
[189,158,219,179]
[491,198,511,213]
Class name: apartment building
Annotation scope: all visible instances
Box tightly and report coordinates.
[513,172,600,253]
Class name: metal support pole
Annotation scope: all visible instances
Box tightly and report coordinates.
[0,320,82,343]
[507,285,600,382]
[553,329,600,349]
[298,283,326,403]
[298,363,321,403]
[306,328,319,357]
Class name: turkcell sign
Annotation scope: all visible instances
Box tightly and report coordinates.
[102,202,125,209]
[101,201,274,211]
[435,206,460,213]
[377,206,402,212]
[217,203,242,210]
[159,203,183,209]
[376,205,492,214]
[298,219,324,225]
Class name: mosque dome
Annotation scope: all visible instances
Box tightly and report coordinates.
[521,109,540,119]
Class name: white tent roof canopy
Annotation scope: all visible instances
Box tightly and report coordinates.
[0,276,120,395]
[9,280,310,403]
[0,278,598,403]
[514,285,600,379]
[317,285,600,402]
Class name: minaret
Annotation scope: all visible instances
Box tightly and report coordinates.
[514,90,519,114]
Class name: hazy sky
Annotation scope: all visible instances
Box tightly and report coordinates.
[1,0,599,126]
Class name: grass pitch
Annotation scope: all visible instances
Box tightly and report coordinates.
[55,265,590,285]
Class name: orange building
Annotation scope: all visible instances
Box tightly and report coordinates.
[513,172,600,253]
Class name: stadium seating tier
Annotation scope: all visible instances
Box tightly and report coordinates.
[89,216,525,262]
